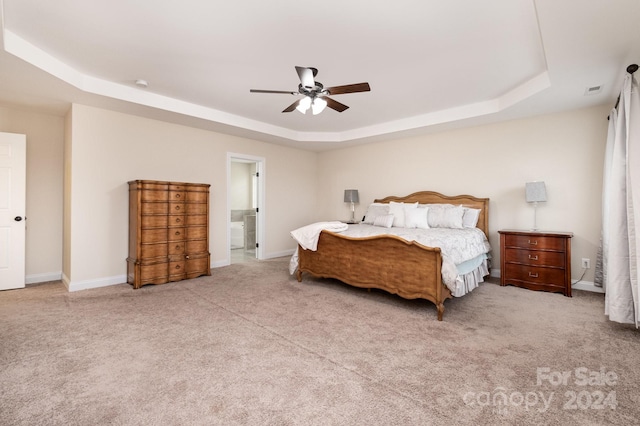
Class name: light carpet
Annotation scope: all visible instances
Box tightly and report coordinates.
[1,257,638,425]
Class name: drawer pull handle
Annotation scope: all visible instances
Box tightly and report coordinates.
[527,240,538,245]
[176,218,181,223]
[175,231,181,236]
[175,194,181,198]
[175,265,181,270]
[185,255,190,259]
[176,245,181,250]
[529,272,538,278]
[175,206,181,210]
[528,255,538,260]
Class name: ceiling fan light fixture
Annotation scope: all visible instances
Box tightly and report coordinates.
[296,96,312,114]
[311,97,327,115]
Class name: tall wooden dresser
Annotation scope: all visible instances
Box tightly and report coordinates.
[127,180,211,289]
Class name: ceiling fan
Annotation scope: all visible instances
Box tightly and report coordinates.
[250,66,371,115]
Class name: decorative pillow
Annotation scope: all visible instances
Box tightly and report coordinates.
[462,207,481,228]
[362,203,389,224]
[373,214,394,228]
[405,207,429,229]
[428,205,465,228]
[389,201,418,227]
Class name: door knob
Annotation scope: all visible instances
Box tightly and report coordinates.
[14,216,23,222]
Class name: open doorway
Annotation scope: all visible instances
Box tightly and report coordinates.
[227,153,264,264]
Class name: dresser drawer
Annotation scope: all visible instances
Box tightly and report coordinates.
[186,202,207,214]
[503,234,567,251]
[140,185,169,200]
[186,225,207,240]
[186,214,207,226]
[141,215,168,228]
[139,261,169,282]
[185,253,210,276]
[168,215,185,226]
[168,242,185,255]
[168,258,186,281]
[141,202,168,214]
[504,264,566,286]
[504,248,565,268]
[141,228,167,243]
[186,239,208,253]
[140,242,168,258]
[169,190,186,202]
[186,191,208,202]
[169,202,185,214]
[168,227,186,241]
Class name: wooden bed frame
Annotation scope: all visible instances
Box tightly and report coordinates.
[295,191,490,320]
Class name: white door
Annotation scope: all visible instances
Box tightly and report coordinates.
[0,132,26,290]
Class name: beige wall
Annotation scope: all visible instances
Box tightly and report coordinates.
[64,104,317,288]
[2,101,609,289]
[0,105,64,282]
[316,105,610,283]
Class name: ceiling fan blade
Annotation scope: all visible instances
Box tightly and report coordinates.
[282,99,301,113]
[325,82,371,95]
[323,96,349,112]
[250,89,297,94]
[295,66,316,89]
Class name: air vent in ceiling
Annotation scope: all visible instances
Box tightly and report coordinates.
[584,85,603,95]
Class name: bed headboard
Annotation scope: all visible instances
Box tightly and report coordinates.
[374,191,490,237]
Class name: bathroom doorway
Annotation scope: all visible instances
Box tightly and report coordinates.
[228,153,264,264]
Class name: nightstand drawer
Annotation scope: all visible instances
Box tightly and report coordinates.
[504,248,566,268]
[504,264,566,285]
[503,234,567,251]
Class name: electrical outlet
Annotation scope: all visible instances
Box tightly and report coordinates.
[582,258,591,269]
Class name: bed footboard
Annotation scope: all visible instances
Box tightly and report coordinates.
[296,230,452,320]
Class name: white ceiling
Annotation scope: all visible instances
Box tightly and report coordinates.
[0,0,638,151]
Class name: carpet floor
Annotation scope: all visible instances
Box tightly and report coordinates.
[1,257,638,425]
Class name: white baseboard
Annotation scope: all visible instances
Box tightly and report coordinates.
[572,281,605,293]
[26,271,62,284]
[211,259,229,268]
[66,274,127,292]
[263,249,295,259]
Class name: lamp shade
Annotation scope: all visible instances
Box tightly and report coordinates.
[525,181,547,203]
[344,189,359,203]
[311,97,327,115]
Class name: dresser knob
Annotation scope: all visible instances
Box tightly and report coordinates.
[176,218,181,223]
[175,265,181,270]
[185,255,190,259]
[175,194,181,198]
[176,245,181,250]
[528,272,538,278]
[528,255,538,260]
[175,205,181,210]
[527,240,538,245]
[175,231,180,236]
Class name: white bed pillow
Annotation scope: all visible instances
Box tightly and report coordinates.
[362,203,389,224]
[405,207,429,229]
[428,204,465,228]
[462,207,481,228]
[373,214,394,228]
[389,201,418,227]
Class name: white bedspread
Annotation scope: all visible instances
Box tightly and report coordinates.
[290,223,491,297]
[289,222,349,275]
[290,221,349,251]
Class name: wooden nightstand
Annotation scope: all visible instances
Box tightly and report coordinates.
[499,229,573,297]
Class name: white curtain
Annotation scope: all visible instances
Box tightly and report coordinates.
[599,72,640,326]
